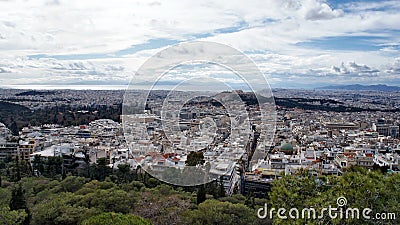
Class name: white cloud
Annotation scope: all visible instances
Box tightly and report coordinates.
[0,67,12,73]
[384,58,400,74]
[0,0,399,87]
[330,62,380,76]
[300,0,344,21]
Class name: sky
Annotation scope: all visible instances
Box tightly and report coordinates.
[0,0,399,89]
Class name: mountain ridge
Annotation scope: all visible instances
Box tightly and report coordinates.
[317,84,400,92]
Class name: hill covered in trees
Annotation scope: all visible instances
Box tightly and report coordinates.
[0,101,121,135]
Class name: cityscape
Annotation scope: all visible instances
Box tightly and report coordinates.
[1,0,400,224]
[1,86,400,224]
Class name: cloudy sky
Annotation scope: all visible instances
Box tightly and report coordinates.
[0,0,399,89]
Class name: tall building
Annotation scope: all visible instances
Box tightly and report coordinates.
[18,139,38,161]
[376,118,399,138]
[0,123,18,160]
[0,140,18,160]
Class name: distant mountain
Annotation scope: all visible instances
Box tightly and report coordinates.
[66,80,129,85]
[317,84,400,92]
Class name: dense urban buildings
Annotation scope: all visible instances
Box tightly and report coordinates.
[1,87,399,196]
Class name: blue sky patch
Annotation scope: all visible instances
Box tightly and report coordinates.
[27,38,180,60]
[115,38,179,56]
[28,53,113,60]
[295,35,388,51]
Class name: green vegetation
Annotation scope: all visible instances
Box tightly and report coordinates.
[0,101,121,135]
[1,156,399,224]
[80,212,152,225]
[183,199,258,225]
[269,168,400,225]
[185,151,205,167]
[0,187,27,225]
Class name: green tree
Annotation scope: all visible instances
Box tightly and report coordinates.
[59,176,88,192]
[31,192,97,225]
[268,168,400,225]
[115,164,133,184]
[218,176,226,198]
[43,157,63,179]
[77,188,135,214]
[15,156,21,182]
[146,178,161,188]
[80,212,152,225]
[133,187,192,225]
[184,199,256,225]
[31,155,45,176]
[186,152,205,166]
[9,183,29,225]
[91,158,112,181]
[0,207,28,225]
[196,185,206,204]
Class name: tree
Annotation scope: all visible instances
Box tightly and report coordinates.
[185,152,205,166]
[0,207,28,225]
[146,178,161,188]
[268,168,400,225]
[115,164,132,184]
[77,188,135,214]
[184,199,257,225]
[80,212,152,225]
[31,155,45,176]
[196,185,206,205]
[43,157,63,179]
[218,176,226,198]
[133,187,191,225]
[9,184,26,211]
[15,156,21,182]
[30,192,96,225]
[59,176,88,192]
[91,158,112,181]
[9,183,29,225]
